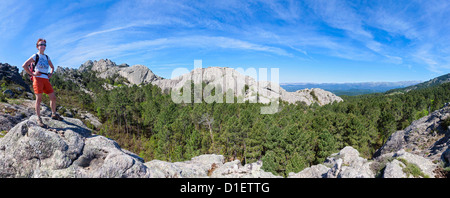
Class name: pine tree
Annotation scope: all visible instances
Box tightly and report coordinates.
[245,118,265,163]
[315,129,337,164]
[185,128,201,159]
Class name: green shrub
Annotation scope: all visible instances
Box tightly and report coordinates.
[398,158,429,178]
[414,109,428,120]
[310,90,319,102]
[0,130,7,138]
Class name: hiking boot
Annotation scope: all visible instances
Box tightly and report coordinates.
[51,113,63,121]
[37,116,46,128]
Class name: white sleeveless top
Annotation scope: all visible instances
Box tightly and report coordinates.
[30,53,51,79]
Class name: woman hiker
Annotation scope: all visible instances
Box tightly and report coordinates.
[22,38,62,127]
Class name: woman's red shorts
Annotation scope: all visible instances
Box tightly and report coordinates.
[32,77,54,95]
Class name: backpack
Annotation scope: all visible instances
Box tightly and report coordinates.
[29,53,49,81]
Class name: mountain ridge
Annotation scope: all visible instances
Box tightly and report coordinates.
[67,59,344,106]
[387,73,450,93]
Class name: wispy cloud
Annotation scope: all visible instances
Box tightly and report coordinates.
[57,35,292,67]
[83,25,135,38]
[262,0,302,22]
[414,44,450,73]
[0,0,32,38]
[366,4,419,40]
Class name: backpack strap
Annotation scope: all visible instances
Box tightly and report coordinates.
[31,53,39,72]
[29,54,40,81]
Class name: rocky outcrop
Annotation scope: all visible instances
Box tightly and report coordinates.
[0,99,102,133]
[79,59,343,106]
[380,149,436,178]
[145,155,280,178]
[0,115,150,178]
[288,146,375,178]
[0,100,42,132]
[282,88,343,106]
[81,59,162,85]
[373,104,450,162]
[0,63,32,98]
[288,146,438,178]
[0,115,279,178]
[153,66,343,106]
[289,105,450,178]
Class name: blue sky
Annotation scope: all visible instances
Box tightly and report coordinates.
[1,0,450,83]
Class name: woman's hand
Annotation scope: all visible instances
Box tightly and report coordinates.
[33,71,41,76]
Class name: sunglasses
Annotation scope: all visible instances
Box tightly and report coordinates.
[38,43,47,47]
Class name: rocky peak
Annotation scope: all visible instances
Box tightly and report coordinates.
[91,59,117,72]
[282,88,344,106]
[77,59,343,106]
[118,64,160,85]
[80,59,160,86]
[153,66,343,106]
[0,62,19,74]
[78,60,94,72]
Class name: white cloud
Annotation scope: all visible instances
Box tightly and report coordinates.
[384,55,403,65]
[305,0,372,39]
[56,35,292,67]
[413,44,450,73]
[83,25,135,38]
[261,0,302,22]
[0,1,32,38]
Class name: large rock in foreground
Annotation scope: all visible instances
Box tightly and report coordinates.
[288,146,437,178]
[0,115,150,178]
[0,115,279,178]
[145,155,280,178]
[288,146,375,178]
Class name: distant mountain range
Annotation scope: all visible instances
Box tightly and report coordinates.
[280,81,421,96]
[283,72,450,96]
[280,81,422,96]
